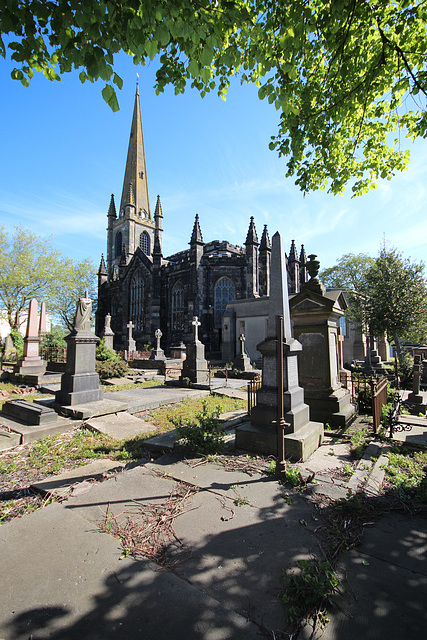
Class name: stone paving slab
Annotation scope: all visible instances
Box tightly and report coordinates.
[0,426,21,450]
[58,398,129,420]
[103,387,209,413]
[392,422,427,446]
[307,514,427,640]
[85,412,157,440]
[0,502,260,640]
[31,459,127,499]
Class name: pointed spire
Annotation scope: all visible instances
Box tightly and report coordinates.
[125,181,135,207]
[154,195,163,220]
[260,225,271,251]
[245,216,259,245]
[288,239,299,262]
[119,84,150,217]
[107,194,117,218]
[98,254,107,276]
[190,214,204,245]
[299,244,307,264]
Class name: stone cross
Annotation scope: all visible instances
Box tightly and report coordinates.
[239,333,246,355]
[155,328,162,349]
[127,321,134,340]
[191,316,201,343]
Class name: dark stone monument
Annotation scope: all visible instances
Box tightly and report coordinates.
[235,232,323,461]
[55,293,103,406]
[406,355,427,414]
[180,316,209,384]
[2,400,57,425]
[290,259,356,429]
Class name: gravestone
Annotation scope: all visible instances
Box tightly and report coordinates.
[100,313,115,350]
[2,399,57,425]
[151,328,166,361]
[290,259,356,429]
[180,316,209,384]
[55,293,103,406]
[14,299,46,376]
[407,355,427,413]
[235,232,323,460]
[233,333,252,372]
[126,321,136,354]
[4,335,16,360]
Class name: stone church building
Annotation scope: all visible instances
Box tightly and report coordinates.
[96,86,310,356]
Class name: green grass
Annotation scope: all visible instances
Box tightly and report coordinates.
[102,379,162,392]
[384,447,427,503]
[147,395,245,432]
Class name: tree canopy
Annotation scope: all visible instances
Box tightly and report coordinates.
[0,226,96,332]
[321,247,427,359]
[2,1,427,195]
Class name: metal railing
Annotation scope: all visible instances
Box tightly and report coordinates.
[247,375,262,414]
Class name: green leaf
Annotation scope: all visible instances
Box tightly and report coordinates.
[102,84,119,112]
[113,73,123,90]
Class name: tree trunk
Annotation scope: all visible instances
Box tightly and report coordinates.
[393,330,402,364]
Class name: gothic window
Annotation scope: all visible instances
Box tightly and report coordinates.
[140,231,150,255]
[115,231,122,258]
[214,277,235,328]
[129,270,144,332]
[171,282,184,331]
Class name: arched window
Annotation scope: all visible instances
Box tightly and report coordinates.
[214,277,235,328]
[115,231,122,258]
[171,282,184,331]
[139,231,150,255]
[129,270,144,332]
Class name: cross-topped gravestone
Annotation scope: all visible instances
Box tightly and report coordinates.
[126,321,136,353]
[239,333,245,355]
[191,316,201,343]
[234,332,252,372]
[151,327,165,361]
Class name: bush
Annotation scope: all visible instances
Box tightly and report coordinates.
[40,326,67,350]
[95,359,129,379]
[174,400,225,455]
[96,338,120,362]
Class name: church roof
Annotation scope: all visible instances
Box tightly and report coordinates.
[119,83,150,217]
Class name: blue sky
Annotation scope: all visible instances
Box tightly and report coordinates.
[1,52,427,272]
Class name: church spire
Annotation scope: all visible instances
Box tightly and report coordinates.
[190,214,204,245]
[119,83,150,218]
[107,194,117,218]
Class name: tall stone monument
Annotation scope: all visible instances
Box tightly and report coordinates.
[235,232,323,460]
[180,316,209,384]
[126,321,136,355]
[14,299,46,377]
[38,301,47,335]
[55,293,103,406]
[290,256,356,429]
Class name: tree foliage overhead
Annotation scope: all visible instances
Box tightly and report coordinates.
[0,226,96,332]
[2,1,427,195]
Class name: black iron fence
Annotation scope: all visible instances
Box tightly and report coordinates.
[247,375,262,414]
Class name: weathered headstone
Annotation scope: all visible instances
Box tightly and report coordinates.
[233,333,252,372]
[3,334,16,360]
[235,232,323,460]
[101,313,115,350]
[290,265,356,429]
[55,293,103,406]
[14,299,46,377]
[2,399,57,425]
[180,316,209,384]
[151,328,166,361]
[126,321,136,354]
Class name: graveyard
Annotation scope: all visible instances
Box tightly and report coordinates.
[1,230,427,639]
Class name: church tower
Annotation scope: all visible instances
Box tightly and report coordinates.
[106,83,159,278]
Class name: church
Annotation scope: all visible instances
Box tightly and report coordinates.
[96,85,310,357]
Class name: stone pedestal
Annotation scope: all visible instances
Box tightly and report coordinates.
[170,342,186,360]
[55,330,103,406]
[235,233,323,461]
[180,341,209,384]
[290,287,356,429]
[14,299,46,377]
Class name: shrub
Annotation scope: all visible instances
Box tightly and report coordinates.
[174,400,225,455]
[96,359,129,379]
[96,338,120,362]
